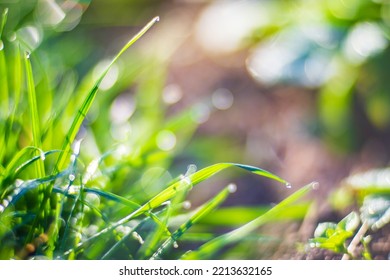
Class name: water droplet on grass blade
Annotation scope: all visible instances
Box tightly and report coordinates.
[2,200,9,207]
[311,181,319,190]
[173,241,179,248]
[285,183,292,189]
[183,201,192,209]
[132,232,144,245]
[185,164,197,176]
[8,32,16,42]
[68,174,75,181]
[228,183,237,193]
[155,16,160,22]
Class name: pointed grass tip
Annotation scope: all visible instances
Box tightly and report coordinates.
[154,16,160,22]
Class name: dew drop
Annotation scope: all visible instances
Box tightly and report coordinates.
[285,183,292,189]
[2,200,9,207]
[179,175,192,187]
[162,200,171,206]
[26,52,30,59]
[155,16,160,22]
[40,152,46,161]
[173,241,179,248]
[185,164,197,176]
[68,174,76,181]
[0,205,4,213]
[183,201,192,210]
[8,32,16,42]
[228,183,237,193]
[311,181,319,190]
[12,188,20,196]
[132,232,144,245]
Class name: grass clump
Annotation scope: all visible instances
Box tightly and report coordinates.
[0,4,313,260]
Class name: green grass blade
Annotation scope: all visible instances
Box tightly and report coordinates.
[24,52,45,178]
[75,163,286,248]
[181,182,316,260]
[0,8,8,114]
[0,8,8,38]
[1,148,58,185]
[137,167,196,259]
[139,163,287,213]
[84,188,141,211]
[0,43,8,113]
[54,16,159,173]
[150,184,234,260]
[5,172,68,208]
[199,203,311,227]
[11,42,22,110]
[100,218,145,260]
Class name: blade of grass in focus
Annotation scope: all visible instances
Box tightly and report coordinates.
[181,182,316,260]
[39,17,160,251]
[150,183,234,260]
[54,16,160,173]
[68,163,287,252]
[24,53,45,179]
[0,8,9,164]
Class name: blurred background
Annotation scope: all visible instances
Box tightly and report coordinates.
[2,0,390,259]
[74,0,390,200]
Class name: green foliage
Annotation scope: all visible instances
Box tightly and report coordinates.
[311,168,390,259]
[310,212,359,254]
[0,2,313,260]
[243,0,390,152]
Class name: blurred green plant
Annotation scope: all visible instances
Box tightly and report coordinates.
[239,0,390,153]
[310,167,390,259]
[0,2,313,260]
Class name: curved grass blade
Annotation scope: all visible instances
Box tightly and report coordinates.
[83,188,141,211]
[0,8,9,114]
[139,163,286,213]
[54,16,159,173]
[181,182,316,260]
[1,146,41,184]
[5,171,68,209]
[137,165,197,259]
[2,148,60,184]
[150,183,234,260]
[24,53,45,179]
[100,212,162,260]
[59,193,172,258]
[200,203,311,227]
[73,163,287,249]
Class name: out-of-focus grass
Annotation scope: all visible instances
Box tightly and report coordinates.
[0,2,314,260]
